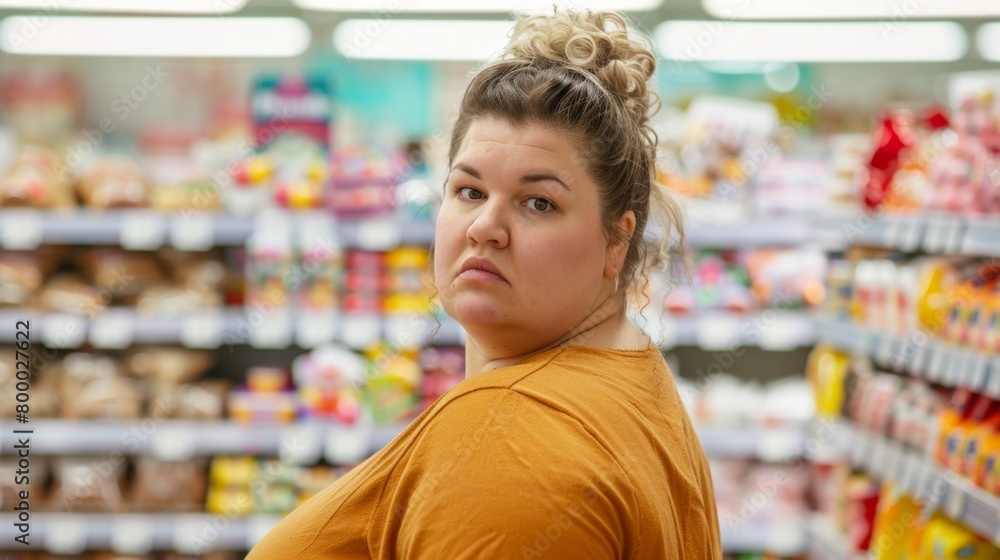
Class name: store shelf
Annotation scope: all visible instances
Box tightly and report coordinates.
[0,511,807,554]
[0,209,867,251]
[0,420,406,465]
[848,423,1000,547]
[1,421,806,462]
[806,516,866,560]
[0,210,437,251]
[696,425,808,461]
[0,513,281,553]
[849,214,1000,257]
[0,308,818,351]
[683,219,816,248]
[0,308,465,349]
[721,520,807,555]
[816,317,1000,398]
[657,310,817,350]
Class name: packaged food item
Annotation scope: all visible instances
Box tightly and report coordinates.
[205,484,253,516]
[867,483,917,559]
[36,274,105,315]
[418,346,465,410]
[244,224,294,343]
[134,282,223,316]
[0,458,48,511]
[228,390,297,424]
[979,430,1000,494]
[961,396,1000,481]
[936,389,975,468]
[130,457,208,512]
[48,457,126,512]
[148,381,228,420]
[247,366,289,393]
[806,345,849,419]
[75,155,149,209]
[0,145,76,209]
[914,513,1000,559]
[58,353,142,420]
[293,345,365,423]
[124,347,214,385]
[209,456,258,487]
[0,251,47,306]
[845,472,881,554]
[296,224,342,312]
[328,145,405,218]
[76,248,165,303]
[225,153,274,216]
[361,345,421,425]
[1,73,80,148]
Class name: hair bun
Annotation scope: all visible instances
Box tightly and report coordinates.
[505,10,657,126]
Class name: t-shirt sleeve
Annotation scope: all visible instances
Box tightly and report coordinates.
[388,388,637,560]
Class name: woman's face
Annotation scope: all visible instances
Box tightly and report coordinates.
[434,117,616,355]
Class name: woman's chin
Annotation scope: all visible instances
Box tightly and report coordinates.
[445,295,508,330]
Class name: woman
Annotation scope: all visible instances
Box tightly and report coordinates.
[250,9,722,559]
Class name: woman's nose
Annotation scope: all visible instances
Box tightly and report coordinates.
[466,200,509,249]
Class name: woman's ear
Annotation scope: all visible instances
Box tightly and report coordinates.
[605,210,636,277]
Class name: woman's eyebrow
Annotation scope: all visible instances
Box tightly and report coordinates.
[452,163,481,179]
[522,173,570,191]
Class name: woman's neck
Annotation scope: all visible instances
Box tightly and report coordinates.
[463,294,650,378]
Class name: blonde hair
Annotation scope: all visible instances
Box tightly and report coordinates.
[448,9,684,298]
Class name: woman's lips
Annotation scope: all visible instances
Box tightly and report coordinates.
[458,268,507,283]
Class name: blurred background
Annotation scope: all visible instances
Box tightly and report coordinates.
[0,1,999,559]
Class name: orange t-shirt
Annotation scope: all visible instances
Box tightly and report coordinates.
[248,343,722,559]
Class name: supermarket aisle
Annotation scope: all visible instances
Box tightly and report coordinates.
[0,1,998,559]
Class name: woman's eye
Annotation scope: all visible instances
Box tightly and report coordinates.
[457,186,484,200]
[526,197,554,212]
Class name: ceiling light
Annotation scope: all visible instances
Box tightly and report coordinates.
[655,21,967,62]
[333,19,513,60]
[297,0,660,13]
[0,16,310,57]
[0,0,246,13]
[704,0,1000,19]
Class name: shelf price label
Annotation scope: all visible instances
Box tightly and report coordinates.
[927,345,948,383]
[181,310,225,349]
[173,515,209,555]
[45,518,87,555]
[696,314,742,351]
[281,425,323,465]
[325,425,371,465]
[986,359,1000,399]
[121,211,166,250]
[42,313,87,349]
[943,220,966,253]
[246,516,280,550]
[152,427,197,461]
[171,212,215,251]
[757,430,800,462]
[759,314,806,351]
[111,518,154,554]
[341,313,381,350]
[969,354,990,393]
[900,219,924,252]
[295,310,338,349]
[945,488,966,520]
[354,216,402,251]
[882,219,902,248]
[0,209,43,249]
[902,452,919,495]
[249,309,293,349]
[90,309,135,349]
